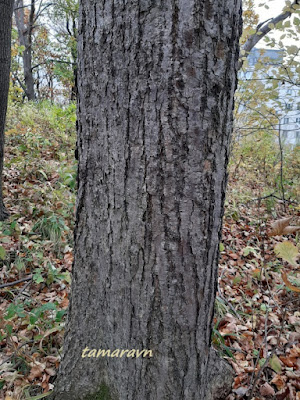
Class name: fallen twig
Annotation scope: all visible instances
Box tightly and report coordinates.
[0,275,32,289]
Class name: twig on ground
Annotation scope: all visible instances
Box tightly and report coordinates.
[0,275,32,289]
[248,193,297,204]
[15,280,32,300]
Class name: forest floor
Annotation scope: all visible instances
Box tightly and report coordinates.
[0,103,299,400]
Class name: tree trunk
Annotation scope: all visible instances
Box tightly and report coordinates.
[70,65,77,101]
[70,47,77,101]
[70,17,78,101]
[14,0,35,101]
[0,0,14,220]
[52,1,242,399]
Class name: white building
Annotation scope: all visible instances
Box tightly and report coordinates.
[239,48,300,146]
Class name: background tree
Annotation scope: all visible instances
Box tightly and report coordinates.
[13,0,53,101]
[48,0,78,100]
[0,0,14,220]
[14,0,36,100]
[51,1,242,399]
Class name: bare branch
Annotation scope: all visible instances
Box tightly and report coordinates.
[239,0,299,70]
[31,59,75,69]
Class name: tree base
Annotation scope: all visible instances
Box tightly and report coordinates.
[50,348,233,400]
[206,348,234,400]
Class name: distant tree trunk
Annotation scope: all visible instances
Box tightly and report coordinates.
[69,16,78,101]
[14,0,35,101]
[70,66,77,101]
[52,1,242,399]
[0,0,14,220]
[70,47,77,101]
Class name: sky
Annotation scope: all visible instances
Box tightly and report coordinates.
[254,0,285,20]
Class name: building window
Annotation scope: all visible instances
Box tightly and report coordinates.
[297,103,300,111]
[296,118,300,123]
[286,103,292,110]
[283,118,289,124]
[287,89,292,95]
[296,131,300,139]
[282,131,288,138]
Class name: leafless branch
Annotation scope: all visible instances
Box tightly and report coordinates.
[239,0,299,70]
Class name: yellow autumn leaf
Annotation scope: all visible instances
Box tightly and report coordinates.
[274,241,299,266]
[269,354,282,373]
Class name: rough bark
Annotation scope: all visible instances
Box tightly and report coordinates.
[14,0,35,101]
[52,1,242,399]
[0,0,14,220]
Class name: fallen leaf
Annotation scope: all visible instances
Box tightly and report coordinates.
[28,364,45,381]
[233,386,249,396]
[275,387,290,400]
[271,374,286,390]
[269,354,282,373]
[45,367,56,376]
[281,271,300,293]
[229,253,239,260]
[279,355,296,367]
[260,382,275,396]
[281,225,300,235]
[268,217,296,236]
[275,241,299,266]
[286,370,300,379]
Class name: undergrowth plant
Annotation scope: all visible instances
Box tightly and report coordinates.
[0,101,75,398]
[230,130,300,202]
